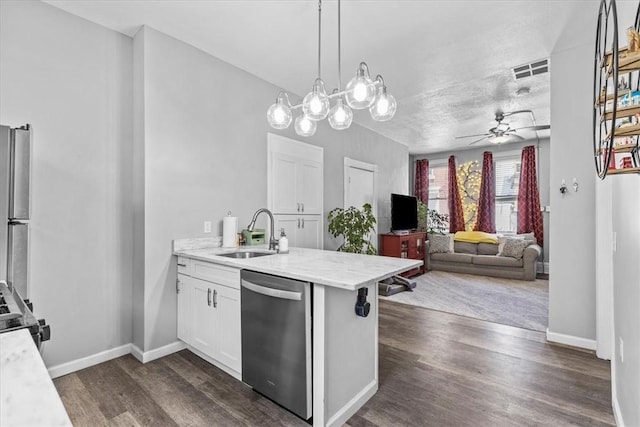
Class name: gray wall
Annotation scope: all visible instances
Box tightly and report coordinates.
[411,138,551,263]
[0,1,134,367]
[134,27,408,351]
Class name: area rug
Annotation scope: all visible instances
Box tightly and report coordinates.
[380,270,548,332]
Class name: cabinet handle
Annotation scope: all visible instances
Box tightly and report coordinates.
[297,202,300,212]
[207,288,212,306]
[176,279,180,294]
[301,218,305,228]
[213,289,218,308]
[301,203,304,212]
[297,218,300,228]
[177,263,187,267]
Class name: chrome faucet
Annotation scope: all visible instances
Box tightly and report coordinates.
[247,208,278,251]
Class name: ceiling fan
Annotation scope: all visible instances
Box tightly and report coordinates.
[455,110,550,146]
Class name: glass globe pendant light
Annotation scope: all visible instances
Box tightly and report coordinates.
[345,62,376,109]
[266,92,292,129]
[369,76,397,121]
[328,98,353,130]
[294,114,317,137]
[302,78,330,120]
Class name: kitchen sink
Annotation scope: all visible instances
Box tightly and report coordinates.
[218,250,275,259]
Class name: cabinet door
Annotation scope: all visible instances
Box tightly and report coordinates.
[298,216,322,249]
[190,278,216,356]
[177,274,191,344]
[299,160,322,214]
[274,215,300,247]
[214,285,242,373]
[271,152,299,214]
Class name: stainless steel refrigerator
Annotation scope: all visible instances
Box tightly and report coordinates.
[0,124,31,298]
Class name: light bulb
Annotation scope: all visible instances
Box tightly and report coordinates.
[370,86,397,122]
[328,98,353,130]
[302,79,330,120]
[267,93,292,129]
[345,63,375,109]
[294,115,317,137]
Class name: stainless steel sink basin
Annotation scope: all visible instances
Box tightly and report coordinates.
[218,251,275,259]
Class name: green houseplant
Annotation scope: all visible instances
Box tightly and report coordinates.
[417,200,449,235]
[327,203,377,255]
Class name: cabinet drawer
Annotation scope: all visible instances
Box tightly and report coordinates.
[192,261,240,289]
[177,257,191,275]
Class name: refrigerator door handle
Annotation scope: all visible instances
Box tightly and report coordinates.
[9,126,31,220]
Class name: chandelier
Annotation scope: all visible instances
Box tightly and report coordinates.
[266,0,397,137]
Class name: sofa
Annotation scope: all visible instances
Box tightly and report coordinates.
[425,235,542,281]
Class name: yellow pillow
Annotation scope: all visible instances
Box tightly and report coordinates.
[454,231,499,244]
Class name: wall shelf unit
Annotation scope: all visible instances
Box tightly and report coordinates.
[593,0,640,178]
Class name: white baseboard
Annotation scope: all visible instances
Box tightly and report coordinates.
[546,329,597,351]
[536,262,550,274]
[131,341,186,364]
[48,343,132,379]
[48,341,186,379]
[326,380,378,427]
[612,389,625,427]
[187,345,241,381]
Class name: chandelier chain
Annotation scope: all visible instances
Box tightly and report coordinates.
[338,0,342,90]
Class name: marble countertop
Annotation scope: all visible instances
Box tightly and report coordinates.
[0,329,72,426]
[174,242,422,291]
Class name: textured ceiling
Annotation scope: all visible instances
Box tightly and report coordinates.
[43,0,610,154]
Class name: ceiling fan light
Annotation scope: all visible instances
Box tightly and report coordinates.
[328,98,353,130]
[490,135,510,144]
[370,86,397,121]
[345,63,376,109]
[267,93,292,129]
[302,79,330,120]
[294,114,317,137]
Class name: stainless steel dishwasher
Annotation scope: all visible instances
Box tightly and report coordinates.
[240,270,312,420]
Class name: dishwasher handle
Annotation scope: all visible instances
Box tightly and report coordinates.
[242,279,302,301]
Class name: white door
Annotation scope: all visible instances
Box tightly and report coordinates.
[274,215,300,247]
[177,274,191,344]
[271,152,298,214]
[344,158,378,248]
[190,278,215,356]
[298,216,322,249]
[300,160,323,214]
[214,285,242,373]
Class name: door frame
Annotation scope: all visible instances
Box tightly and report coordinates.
[344,158,378,248]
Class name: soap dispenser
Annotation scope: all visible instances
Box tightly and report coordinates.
[278,228,289,254]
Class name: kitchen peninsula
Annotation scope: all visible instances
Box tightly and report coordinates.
[173,239,421,427]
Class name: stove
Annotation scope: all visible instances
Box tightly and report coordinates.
[0,281,49,348]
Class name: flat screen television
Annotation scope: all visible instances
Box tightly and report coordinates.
[391,193,418,232]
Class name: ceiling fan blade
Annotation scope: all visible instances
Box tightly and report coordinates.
[468,136,488,145]
[514,125,551,131]
[456,133,491,139]
[508,134,525,141]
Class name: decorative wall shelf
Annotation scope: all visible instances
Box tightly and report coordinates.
[593,0,640,178]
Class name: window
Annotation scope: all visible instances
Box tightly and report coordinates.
[428,164,449,216]
[494,156,521,233]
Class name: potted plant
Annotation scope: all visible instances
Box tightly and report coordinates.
[327,203,377,255]
[417,201,449,235]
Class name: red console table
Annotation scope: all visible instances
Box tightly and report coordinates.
[379,232,426,277]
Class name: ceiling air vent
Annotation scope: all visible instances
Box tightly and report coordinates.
[512,59,549,80]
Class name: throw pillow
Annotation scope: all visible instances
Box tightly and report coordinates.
[429,234,452,254]
[500,238,532,259]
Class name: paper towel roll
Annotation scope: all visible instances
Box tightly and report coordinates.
[222,215,238,248]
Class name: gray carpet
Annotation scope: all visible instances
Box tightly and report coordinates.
[380,270,548,332]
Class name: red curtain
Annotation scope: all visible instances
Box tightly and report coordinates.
[474,151,496,233]
[518,146,544,247]
[414,159,429,204]
[448,156,466,233]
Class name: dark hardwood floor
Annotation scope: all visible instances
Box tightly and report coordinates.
[54,299,615,426]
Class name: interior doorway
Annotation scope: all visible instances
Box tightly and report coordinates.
[344,158,378,249]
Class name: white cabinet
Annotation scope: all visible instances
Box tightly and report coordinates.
[268,133,323,216]
[177,260,242,375]
[275,215,322,249]
[176,273,191,343]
